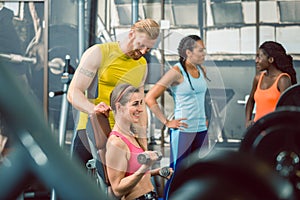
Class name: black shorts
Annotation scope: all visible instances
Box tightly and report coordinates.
[134,191,158,200]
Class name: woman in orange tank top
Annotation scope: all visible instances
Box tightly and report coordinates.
[245,41,297,127]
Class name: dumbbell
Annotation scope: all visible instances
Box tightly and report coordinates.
[137,151,163,164]
[159,166,171,178]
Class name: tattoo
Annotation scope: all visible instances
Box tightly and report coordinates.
[79,67,95,78]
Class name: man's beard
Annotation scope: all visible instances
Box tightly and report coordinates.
[126,49,143,60]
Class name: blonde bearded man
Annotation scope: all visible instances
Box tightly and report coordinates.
[67,19,160,184]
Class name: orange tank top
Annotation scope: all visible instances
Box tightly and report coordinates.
[254,72,290,122]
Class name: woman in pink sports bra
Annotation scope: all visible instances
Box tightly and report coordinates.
[245,41,297,127]
[106,83,173,200]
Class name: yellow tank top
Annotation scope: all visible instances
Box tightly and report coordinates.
[77,42,147,130]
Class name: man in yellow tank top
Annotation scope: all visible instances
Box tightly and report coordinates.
[67,19,160,172]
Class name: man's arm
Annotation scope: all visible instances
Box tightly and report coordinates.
[67,44,102,114]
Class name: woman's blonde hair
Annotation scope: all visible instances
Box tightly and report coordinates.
[131,19,160,40]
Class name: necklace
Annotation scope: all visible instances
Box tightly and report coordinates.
[114,122,145,149]
[115,122,136,138]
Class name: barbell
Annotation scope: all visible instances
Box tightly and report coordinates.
[0,53,65,74]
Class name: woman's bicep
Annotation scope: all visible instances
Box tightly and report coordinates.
[106,139,128,178]
[105,138,130,196]
[145,84,166,102]
[106,138,128,168]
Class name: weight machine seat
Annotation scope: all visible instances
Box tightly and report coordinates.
[276,84,300,108]
[86,113,119,199]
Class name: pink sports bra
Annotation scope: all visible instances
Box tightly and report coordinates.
[109,131,144,176]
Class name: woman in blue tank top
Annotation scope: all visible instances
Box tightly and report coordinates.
[145,35,209,199]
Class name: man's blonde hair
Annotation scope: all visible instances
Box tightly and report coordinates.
[131,19,160,40]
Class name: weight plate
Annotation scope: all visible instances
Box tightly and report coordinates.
[276,84,300,108]
[240,107,300,199]
[168,151,295,200]
[240,107,300,152]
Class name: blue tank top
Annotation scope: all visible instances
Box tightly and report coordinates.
[170,62,208,132]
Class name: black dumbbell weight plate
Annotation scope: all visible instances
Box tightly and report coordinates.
[168,151,295,200]
[276,84,300,108]
[240,107,300,198]
[240,107,300,152]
